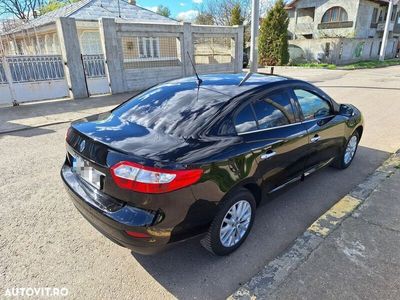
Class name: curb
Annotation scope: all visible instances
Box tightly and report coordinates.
[229,151,400,300]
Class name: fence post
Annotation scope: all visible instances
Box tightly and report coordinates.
[56,17,88,99]
[183,22,194,76]
[2,57,17,104]
[234,25,244,73]
[99,18,127,94]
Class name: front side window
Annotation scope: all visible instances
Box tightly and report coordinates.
[294,89,331,121]
[322,6,348,23]
[234,104,257,134]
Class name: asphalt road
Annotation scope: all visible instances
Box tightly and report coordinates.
[1,66,399,299]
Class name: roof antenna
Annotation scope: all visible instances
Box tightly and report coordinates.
[187,51,202,86]
[239,71,253,86]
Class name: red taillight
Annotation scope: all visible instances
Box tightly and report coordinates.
[110,161,203,194]
[125,231,151,238]
[65,127,72,141]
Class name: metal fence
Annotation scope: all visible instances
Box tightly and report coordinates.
[6,55,65,83]
[82,54,106,78]
[0,58,7,84]
[121,36,182,69]
[194,36,233,65]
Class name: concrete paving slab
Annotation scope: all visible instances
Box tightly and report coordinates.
[355,172,400,232]
[269,217,400,300]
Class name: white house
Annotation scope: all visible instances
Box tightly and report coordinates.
[0,0,178,56]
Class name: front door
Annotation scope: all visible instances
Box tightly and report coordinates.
[292,88,346,172]
[234,89,309,193]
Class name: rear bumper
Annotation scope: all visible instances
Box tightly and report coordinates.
[61,164,171,255]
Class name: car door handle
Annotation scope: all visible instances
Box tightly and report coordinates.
[260,151,276,160]
[311,135,321,143]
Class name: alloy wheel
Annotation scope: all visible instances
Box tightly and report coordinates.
[219,200,252,247]
[344,135,358,165]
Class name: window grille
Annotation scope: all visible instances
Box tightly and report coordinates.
[121,36,181,69]
[193,36,233,65]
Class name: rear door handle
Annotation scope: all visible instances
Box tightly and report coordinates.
[260,151,276,160]
[311,135,321,143]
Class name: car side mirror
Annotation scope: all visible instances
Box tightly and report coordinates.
[339,104,354,116]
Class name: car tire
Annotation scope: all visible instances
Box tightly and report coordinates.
[201,188,256,256]
[332,131,360,169]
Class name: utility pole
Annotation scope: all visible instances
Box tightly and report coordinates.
[250,0,260,72]
[379,0,394,61]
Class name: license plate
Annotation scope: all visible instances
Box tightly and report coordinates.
[71,152,104,189]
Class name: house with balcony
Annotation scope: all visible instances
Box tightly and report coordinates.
[285,0,400,64]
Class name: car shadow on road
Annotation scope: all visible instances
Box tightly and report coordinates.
[0,92,137,135]
[0,125,56,139]
[132,146,390,300]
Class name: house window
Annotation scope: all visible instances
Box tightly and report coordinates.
[322,6,348,23]
[391,5,397,21]
[80,31,102,55]
[138,37,160,59]
[372,8,378,24]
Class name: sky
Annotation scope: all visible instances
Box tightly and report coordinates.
[136,0,203,21]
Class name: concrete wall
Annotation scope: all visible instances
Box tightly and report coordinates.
[100,18,243,93]
[289,37,398,64]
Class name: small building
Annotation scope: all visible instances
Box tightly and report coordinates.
[0,0,243,106]
[0,0,178,56]
[285,0,400,64]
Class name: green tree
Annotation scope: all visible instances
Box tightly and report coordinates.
[230,3,244,25]
[258,0,289,66]
[156,5,171,18]
[194,12,214,25]
[39,0,80,16]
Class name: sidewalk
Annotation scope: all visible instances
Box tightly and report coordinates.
[0,92,136,134]
[232,152,400,300]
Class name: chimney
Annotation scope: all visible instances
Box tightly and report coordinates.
[128,0,136,4]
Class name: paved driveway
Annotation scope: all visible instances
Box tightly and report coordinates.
[1,66,399,299]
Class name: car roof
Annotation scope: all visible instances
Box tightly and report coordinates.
[166,72,290,97]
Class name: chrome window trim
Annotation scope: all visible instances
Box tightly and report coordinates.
[237,115,335,136]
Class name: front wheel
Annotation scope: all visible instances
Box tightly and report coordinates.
[201,189,256,256]
[332,132,359,169]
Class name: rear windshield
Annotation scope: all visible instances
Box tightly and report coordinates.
[112,82,229,137]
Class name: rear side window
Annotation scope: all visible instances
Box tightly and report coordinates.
[253,91,295,129]
[294,89,332,120]
[234,104,257,134]
[234,90,295,134]
[253,101,289,129]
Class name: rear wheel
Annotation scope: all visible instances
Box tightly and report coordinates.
[201,189,256,256]
[333,132,359,169]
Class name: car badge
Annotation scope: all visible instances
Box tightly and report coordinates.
[79,140,86,152]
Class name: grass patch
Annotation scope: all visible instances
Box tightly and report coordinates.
[339,58,400,70]
[290,58,400,70]
[290,62,337,69]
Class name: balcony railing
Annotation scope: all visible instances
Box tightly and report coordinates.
[318,21,353,29]
[377,22,395,31]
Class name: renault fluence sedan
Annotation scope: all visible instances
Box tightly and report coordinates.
[61,73,363,255]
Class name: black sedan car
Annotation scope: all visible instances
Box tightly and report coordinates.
[61,73,363,256]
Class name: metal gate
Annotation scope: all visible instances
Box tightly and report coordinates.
[0,55,69,105]
[82,54,110,96]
